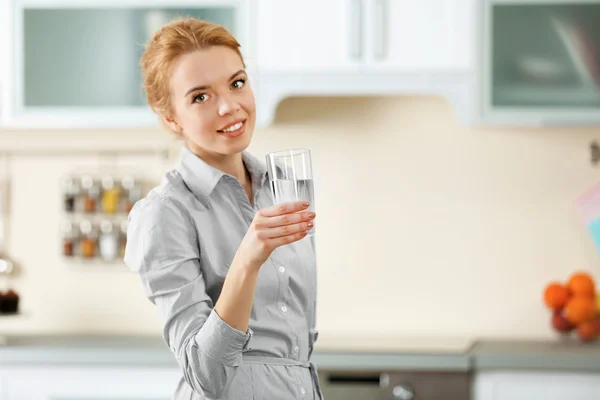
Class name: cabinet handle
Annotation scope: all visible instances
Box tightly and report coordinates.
[373,0,387,60]
[349,0,363,60]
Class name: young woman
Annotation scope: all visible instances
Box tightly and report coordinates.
[124,17,322,399]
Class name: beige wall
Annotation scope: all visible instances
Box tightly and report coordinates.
[1,95,598,340]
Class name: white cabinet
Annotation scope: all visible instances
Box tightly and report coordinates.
[254,0,476,126]
[256,0,360,73]
[1,0,480,129]
[474,371,600,400]
[257,0,474,72]
[0,0,253,130]
[363,0,474,71]
[2,366,181,400]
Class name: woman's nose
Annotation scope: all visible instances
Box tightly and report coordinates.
[217,94,240,116]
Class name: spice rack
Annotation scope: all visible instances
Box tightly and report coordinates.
[60,173,147,263]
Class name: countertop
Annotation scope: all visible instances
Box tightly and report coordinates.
[470,339,600,372]
[0,334,474,371]
[2,334,600,373]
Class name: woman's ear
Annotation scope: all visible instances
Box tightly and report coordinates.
[163,114,183,136]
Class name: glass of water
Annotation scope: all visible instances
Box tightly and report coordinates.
[265,148,315,236]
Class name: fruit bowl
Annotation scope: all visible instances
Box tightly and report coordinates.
[544,272,600,343]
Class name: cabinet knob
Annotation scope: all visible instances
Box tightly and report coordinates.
[392,383,414,400]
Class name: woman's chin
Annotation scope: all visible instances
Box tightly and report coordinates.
[219,135,251,155]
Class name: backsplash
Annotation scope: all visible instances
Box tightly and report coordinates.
[0,95,598,340]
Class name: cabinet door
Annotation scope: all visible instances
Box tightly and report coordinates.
[474,371,600,400]
[480,1,600,125]
[5,366,181,400]
[364,0,475,71]
[2,0,250,129]
[256,0,363,73]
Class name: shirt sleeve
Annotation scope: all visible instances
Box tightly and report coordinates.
[124,193,252,398]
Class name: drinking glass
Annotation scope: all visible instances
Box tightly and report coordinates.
[265,148,315,236]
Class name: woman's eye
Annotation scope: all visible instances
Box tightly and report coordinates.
[193,93,208,103]
[232,79,246,89]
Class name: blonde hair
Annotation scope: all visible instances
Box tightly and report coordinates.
[140,17,244,134]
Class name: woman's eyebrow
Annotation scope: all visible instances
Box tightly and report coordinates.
[184,70,246,97]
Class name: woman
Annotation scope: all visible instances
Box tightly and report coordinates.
[124,17,322,400]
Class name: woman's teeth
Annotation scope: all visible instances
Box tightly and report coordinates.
[222,121,243,132]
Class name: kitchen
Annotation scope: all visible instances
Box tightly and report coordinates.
[1,0,600,399]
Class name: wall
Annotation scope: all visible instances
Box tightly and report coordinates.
[0,95,598,340]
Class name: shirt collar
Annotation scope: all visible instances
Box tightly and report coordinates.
[177,146,268,200]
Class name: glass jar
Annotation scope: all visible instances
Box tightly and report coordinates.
[98,220,118,261]
[119,220,128,258]
[62,176,79,213]
[101,176,120,215]
[81,176,99,213]
[61,220,75,257]
[121,175,141,213]
[79,220,96,259]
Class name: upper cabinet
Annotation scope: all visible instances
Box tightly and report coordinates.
[362,0,474,72]
[2,0,598,129]
[0,0,253,129]
[478,0,600,125]
[257,0,474,73]
[256,0,360,73]
[255,0,475,125]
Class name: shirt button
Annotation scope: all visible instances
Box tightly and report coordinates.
[300,388,306,395]
[278,266,285,273]
[293,345,299,353]
[281,305,288,313]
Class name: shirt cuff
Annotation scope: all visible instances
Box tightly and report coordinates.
[194,309,253,366]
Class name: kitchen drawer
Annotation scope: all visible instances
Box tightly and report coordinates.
[319,369,471,400]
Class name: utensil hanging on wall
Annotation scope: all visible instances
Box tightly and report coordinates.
[0,154,13,275]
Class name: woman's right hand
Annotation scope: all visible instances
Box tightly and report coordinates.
[235,201,316,270]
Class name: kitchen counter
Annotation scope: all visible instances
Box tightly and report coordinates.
[2,334,600,373]
[313,333,474,371]
[0,335,175,367]
[470,339,600,372]
[0,334,473,371]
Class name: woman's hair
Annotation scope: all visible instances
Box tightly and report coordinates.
[140,17,244,134]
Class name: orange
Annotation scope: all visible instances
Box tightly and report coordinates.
[577,318,600,342]
[543,282,570,309]
[565,295,597,325]
[567,272,595,298]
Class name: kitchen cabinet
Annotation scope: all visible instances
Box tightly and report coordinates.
[256,0,360,73]
[1,0,478,129]
[362,0,474,71]
[473,371,600,400]
[257,0,474,73]
[477,0,600,126]
[255,0,475,126]
[2,366,181,400]
[0,0,253,129]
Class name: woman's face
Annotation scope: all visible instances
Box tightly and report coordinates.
[165,46,256,158]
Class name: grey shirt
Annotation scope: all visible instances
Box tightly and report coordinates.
[124,146,322,400]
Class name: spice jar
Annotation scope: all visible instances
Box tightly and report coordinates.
[79,220,96,259]
[99,220,118,261]
[101,176,120,215]
[81,176,99,213]
[61,220,75,257]
[62,176,79,213]
[119,220,128,258]
[0,289,19,314]
[121,176,141,213]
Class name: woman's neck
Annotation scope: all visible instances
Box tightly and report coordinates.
[189,145,250,186]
